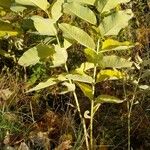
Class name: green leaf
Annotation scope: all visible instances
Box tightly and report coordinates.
[10,5,27,12]
[67,0,95,5]
[99,10,133,36]
[0,0,13,8]
[31,16,57,36]
[18,44,55,67]
[63,2,96,24]
[101,39,134,52]
[95,95,124,104]
[0,21,21,37]
[51,0,64,21]
[27,78,57,92]
[76,82,93,100]
[59,23,95,50]
[52,45,68,67]
[98,55,132,68]
[97,69,124,82]
[66,74,93,84]
[84,48,103,64]
[15,0,35,6]
[15,0,49,11]
[95,0,130,13]
[59,82,75,94]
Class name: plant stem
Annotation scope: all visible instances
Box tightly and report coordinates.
[90,39,100,150]
[65,64,90,150]
[127,73,141,150]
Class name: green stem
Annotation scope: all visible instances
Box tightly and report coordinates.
[90,39,100,150]
[65,64,90,150]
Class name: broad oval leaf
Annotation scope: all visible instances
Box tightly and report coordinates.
[0,21,21,37]
[66,74,93,84]
[95,0,130,13]
[63,2,96,24]
[98,55,132,68]
[95,95,124,104]
[31,16,57,36]
[76,82,93,100]
[27,78,57,92]
[59,23,95,50]
[101,39,134,52]
[99,9,133,36]
[96,69,125,82]
[18,44,55,67]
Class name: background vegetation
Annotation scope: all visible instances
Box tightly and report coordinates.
[0,0,149,150]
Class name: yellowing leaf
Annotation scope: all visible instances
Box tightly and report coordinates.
[76,82,93,100]
[0,21,21,37]
[95,95,124,104]
[99,9,133,36]
[75,62,94,74]
[101,39,134,52]
[63,2,96,24]
[84,48,103,64]
[18,44,55,67]
[59,23,95,50]
[97,69,125,82]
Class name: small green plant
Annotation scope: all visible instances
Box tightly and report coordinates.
[0,0,136,149]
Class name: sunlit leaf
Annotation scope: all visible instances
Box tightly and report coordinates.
[63,2,96,24]
[27,78,57,92]
[75,62,94,74]
[76,82,93,100]
[67,0,95,5]
[31,16,57,36]
[66,74,93,83]
[97,69,125,82]
[0,21,21,37]
[98,55,132,68]
[10,5,27,12]
[52,45,68,67]
[15,0,49,11]
[59,82,75,94]
[99,10,133,36]
[95,0,130,13]
[59,23,95,50]
[18,44,55,67]
[51,0,64,21]
[101,39,134,52]
[95,95,124,104]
